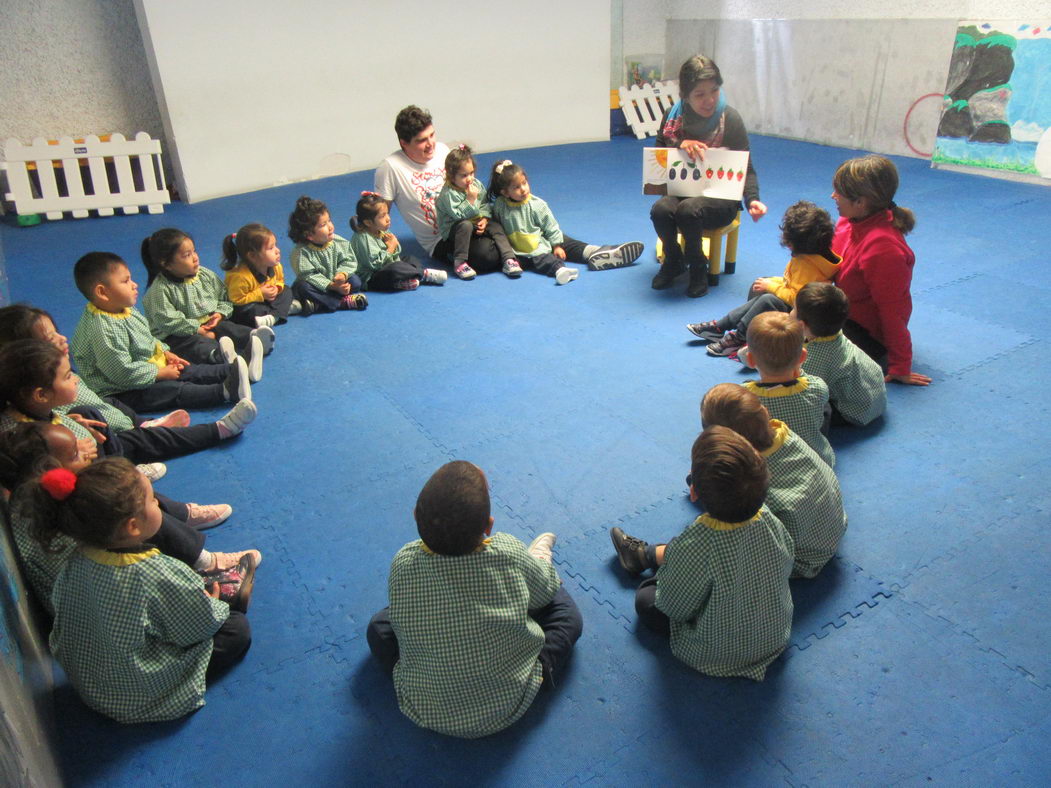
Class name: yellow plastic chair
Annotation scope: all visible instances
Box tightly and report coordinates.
[655,212,741,285]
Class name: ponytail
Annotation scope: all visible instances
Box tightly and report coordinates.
[221,233,240,270]
[889,204,915,236]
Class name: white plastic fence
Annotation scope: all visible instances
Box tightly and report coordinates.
[618,80,679,140]
[2,132,170,220]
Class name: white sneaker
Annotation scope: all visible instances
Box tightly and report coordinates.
[586,241,645,270]
[251,325,275,355]
[223,357,251,402]
[555,266,579,285]
[289,299,303,316]
[422,268,447,285]
[246,335,264,382]
[218,335,237,364]
[528,532,557,563]
[136,462,167,482]
[255,314,277,328]
[217,398,257,437]
[502,259,523,278]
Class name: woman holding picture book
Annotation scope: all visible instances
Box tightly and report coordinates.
[650,54,768,298]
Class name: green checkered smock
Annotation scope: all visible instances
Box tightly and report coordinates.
[71,305,168,397]
[289,236,358,292]
[57,378,135,432]
[8,492,75,616]
[436,178,492,241]
[744,376,835,468]
[763,420,847,579]
[50,545,228,723]
[348,231,400,284]
[0,408,93,444]
[803,332,887,426]
[655,508,794,681]
[388,532,560,738]
[142,268,233,339]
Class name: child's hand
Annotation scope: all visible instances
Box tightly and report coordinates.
[751,278,770,294]
[332,272,347,284]
[553,245,566,261]
[197,326,216,339]
[383,232,399,254]
[164,351,189,369]
[748,200,768,222]
[679,140,708,161]
[260,283,279,301]
[156,364,181,380]
[201,313,222,330]
[886,371,932,386]
[67,413,108,443]
[204,581,220,599]
[77,437,99,461]
[473,217,488,235]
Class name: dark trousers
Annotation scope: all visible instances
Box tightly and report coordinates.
[230,287,294,326]
[719,291,792,335]
[650,196,739,269]
[434,219,516,270]
[155,492,188,522]
[113,363,230,413]
[291,277,363,313]
[843,319,889,372]
[634,576,671,635]
[207,611,252,677]
[68,405,221,463]
[368,258,425,291]
[367,586,583,686]
[558,235,591,264]
[164,318,254,365]
[519,252,566,277]
[149,508,206,566]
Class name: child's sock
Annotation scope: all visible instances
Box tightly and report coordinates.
[583,244,599,258]
[193,549,214,571]
[255,314,277,328]
[216,398,257,438]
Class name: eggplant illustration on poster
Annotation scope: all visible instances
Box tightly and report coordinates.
[642,148,749,199]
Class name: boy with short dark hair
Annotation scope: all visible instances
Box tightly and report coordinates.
[70,252,251,414]
[367,460,583,738]
[743,311,835,467]
[795,282,887,426]
[610,426,793,680]
[701,383,846,578]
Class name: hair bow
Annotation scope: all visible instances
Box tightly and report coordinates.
[40,468,77,501]
[494,160,513,174]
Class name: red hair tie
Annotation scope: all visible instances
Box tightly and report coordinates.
[360,191,380,198]
[40,468,77,501]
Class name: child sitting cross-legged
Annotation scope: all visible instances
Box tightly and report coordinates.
[70,252,253,415]
[609,426,794,680]
[687,200,841,357]
[795,282,887,426]
[743,311,835,467]
[287,196,368,315]
[221,222,299,327]
[348,192,447,290]
[367,460,583,738]
[701,383,846,578]
[29,458,255,722]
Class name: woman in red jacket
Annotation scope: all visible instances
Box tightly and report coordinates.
[831,155,931,386]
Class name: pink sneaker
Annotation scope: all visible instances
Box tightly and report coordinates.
[185,503,233,531]
[341,293,368,310]
[140,409,191,428]
[454,262,477,280]
[396,278,420,291]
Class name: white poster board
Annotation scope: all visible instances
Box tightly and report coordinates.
[643,147,749,199]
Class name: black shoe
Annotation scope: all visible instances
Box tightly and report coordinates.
[610,527,650,575]
[299,299,316,317]
[651,263,685,290]
[686,266,709,298]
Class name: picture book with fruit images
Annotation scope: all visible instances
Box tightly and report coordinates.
[642,148,749,199]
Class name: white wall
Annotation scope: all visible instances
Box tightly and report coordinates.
[666,1,1051,20]
[135,0,611,203]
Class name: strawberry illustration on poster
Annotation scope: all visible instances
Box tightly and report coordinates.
[642,148,749,200]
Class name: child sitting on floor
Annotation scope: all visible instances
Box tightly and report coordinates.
[795,282,887,426]
[0,422,258,615]
[488,159,644,284]
[142,228,272,380]
[743,312,835,467]
[31,458,254,722]
[70,252,253,415]
[687,200,841,357]
[287,196,368,314]
[221,223,300,327]
[436,145,520,279]
[348,192,447,290]
[367,460,583,738]
[609,426,793,680]
[701,383,846,578]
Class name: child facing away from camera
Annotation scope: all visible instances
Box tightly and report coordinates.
[367,460,583,738]
[69,252,254,415]
[222,223,300,327]
[435,145,521,280]
[795,282,887,426]
[0,422,259,616]
[687,200,841,357]
[141,228,273,381]
[348,192,447,290]
[30,458,254,722]
[701,383,846,578]
[287,196,368,315]
[0,304,256,463]
[609,426,793,680]
[488,159,645,284]
[743,312,835,467]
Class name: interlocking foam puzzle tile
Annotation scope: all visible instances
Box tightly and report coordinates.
[902,301,1028,379]
[896,505,1051,689]
[746,598,1050,785]
[917,272,1051,341]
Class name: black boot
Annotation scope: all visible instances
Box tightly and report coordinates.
[652,245,685,289]
[686,258,709,298]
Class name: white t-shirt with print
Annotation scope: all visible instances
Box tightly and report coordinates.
[374,142,451,255]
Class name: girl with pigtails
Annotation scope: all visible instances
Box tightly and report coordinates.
[222,223,298,327]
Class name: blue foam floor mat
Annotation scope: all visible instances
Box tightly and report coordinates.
[3,133,1049,785]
